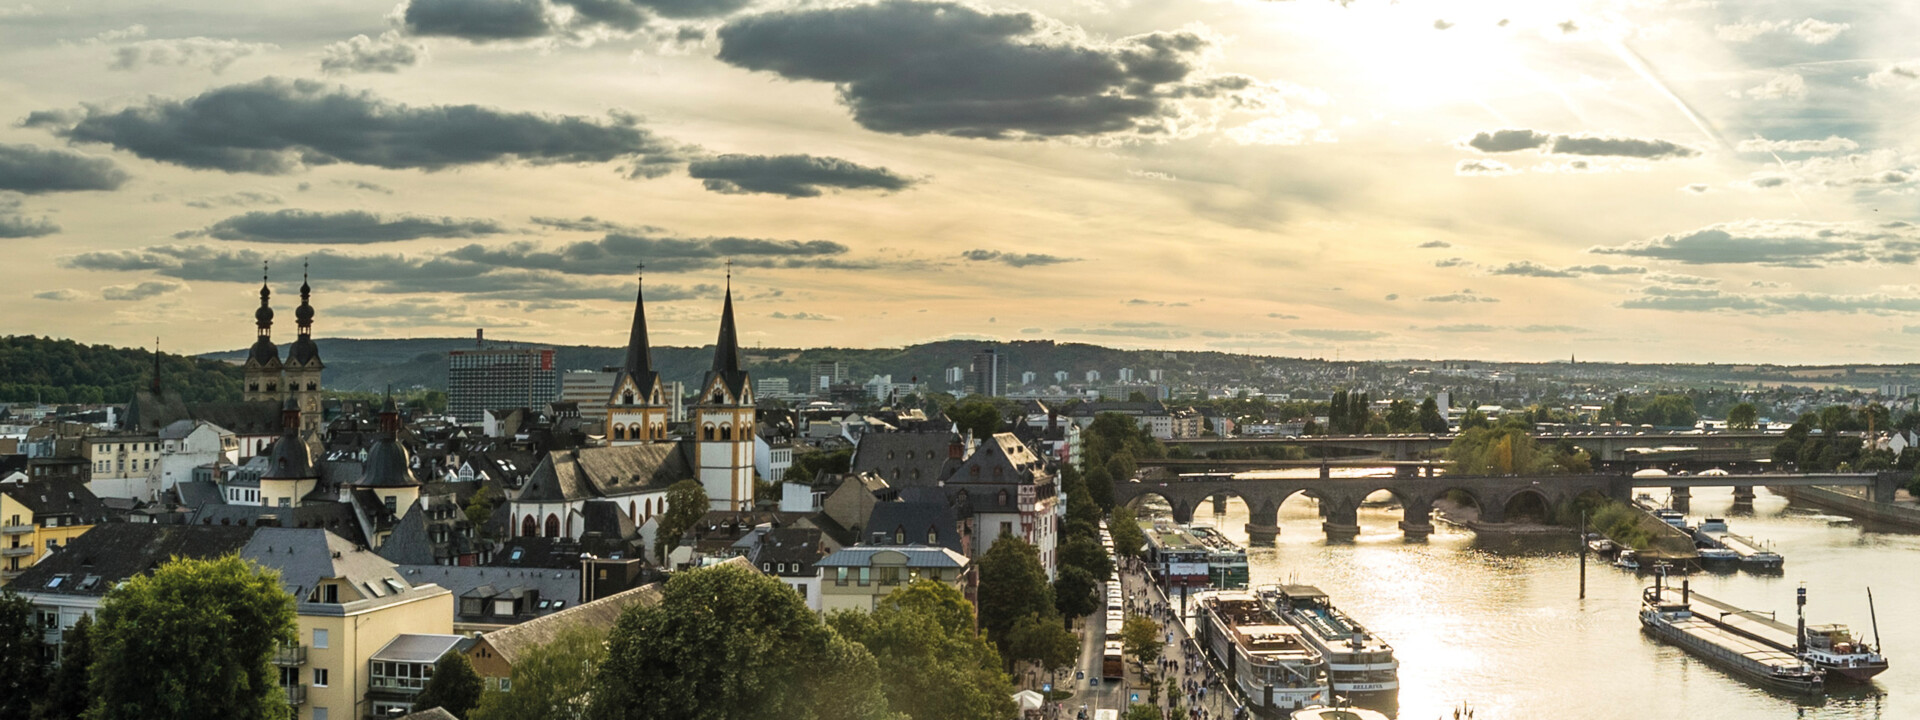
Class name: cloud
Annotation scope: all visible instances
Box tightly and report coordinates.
[1417,240,1451,248]
[26,78,689,177]
[1591,220,1920,267]
[1455,159,1515,176]
[1716,20,1785,42]
[0,196,58,237]
[336,180,393,194]
[183,191,283,209]
[101,280,186,301]
[184,209,509,243]
[444,233,857,275]
[1623,286,1920,314]
[1466,128,1697,159]
[1425,289,1498,303]
[1489,261,1576,278]
[1792,18,1849,44]
[1056,323,1192,340]
[1290,328,1387,341]
[403,0,552,41]
[1432,19,1453,30]
[1566,264,1647,275]
[1736,136,1858,154]
[1738,74,1807,100]
[768,311,836,321]
[33,289,80,302]
[715,0,1276,140]
[108,37,274,74]
[1683,183,1710,193]
[1905,326,1920,334]
[1866,62,1920,89]
[321,31,425,74]
[962,249,1078,267]
[1516,325,1585,333]
[686,154,916,197]
[1434,257,1472,268]
[1383,294,1398,301]
[1647,272,1718,285]
[1266,312,1298,319]
[0,144,129,194]
[530,216,664,234]
[1430,323,1496,332]
[553,0,754,32]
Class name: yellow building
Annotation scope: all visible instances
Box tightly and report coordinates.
[814,546,972,613]
[0,478,107,585]
[10,523,450,720]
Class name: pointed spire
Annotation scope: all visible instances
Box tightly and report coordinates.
[622,264,654,380]
[711,265,743,375]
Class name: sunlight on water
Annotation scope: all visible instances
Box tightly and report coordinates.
[1173,487,1910,719]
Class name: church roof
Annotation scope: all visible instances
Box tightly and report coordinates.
[702,287,750,398]
[516,442,693,503]
[612,277,660,401]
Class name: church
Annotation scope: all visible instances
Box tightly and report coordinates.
[508,272,759,549]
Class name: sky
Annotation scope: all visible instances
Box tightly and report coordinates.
[4,0,1920,365]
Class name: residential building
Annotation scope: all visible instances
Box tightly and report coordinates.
[366,634,469,717]
[815,546,971,613]
[740,526,825,609]
[83,432,160,500]
[754,427,792,486]
[447,343,559,425]
[154,419,238,496]
[0,478,107,584]
[946,433,1061,579]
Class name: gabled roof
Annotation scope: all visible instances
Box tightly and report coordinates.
[475,556,753,666]
[849,431,963,489]
[948,433,1047,486]
[398,564,580,618]
[863,500,963,552]
[0,478,109,523]
[816,546,969,569]
[241,527,432,609]
[517,443,693,503]
[11,523,259,597]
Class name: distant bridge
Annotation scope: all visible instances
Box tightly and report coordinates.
[1111,470,1903,542]
[1164,431,1784,462]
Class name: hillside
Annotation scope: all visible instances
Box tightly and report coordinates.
[0,335,243,404]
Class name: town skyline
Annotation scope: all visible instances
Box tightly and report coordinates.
[5,0,1919,364]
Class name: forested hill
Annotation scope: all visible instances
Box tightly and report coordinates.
[0,336,243,404]
[197,337,1290,394]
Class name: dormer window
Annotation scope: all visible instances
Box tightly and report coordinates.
[623,391,635,406]
[894,526,906,544]
[997,489,1010,506]
[928,526,939,545]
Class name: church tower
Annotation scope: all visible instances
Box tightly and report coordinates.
[243,264,284,403]
[694,275,755,510]
[607,269,671,445]
[284,265,325,443]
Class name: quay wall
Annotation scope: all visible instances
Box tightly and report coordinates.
[1772,485,1920,531]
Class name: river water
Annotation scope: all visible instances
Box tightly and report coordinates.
[1184,484,1913,720]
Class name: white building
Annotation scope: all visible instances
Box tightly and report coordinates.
[154,419,238,495]
[755,432,793,487]
[1085,370,1101,383]
[1118,368,1134,382]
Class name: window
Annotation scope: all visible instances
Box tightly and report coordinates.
[384,496,397,515]
[312,668,329,687]
[858,567,870,586]
[1000,522,1013,538]
[795,584,807,599]
[314,710,327,720]
[313,628,329,648]
[877,567,900,585]
[836,567,848,586]
[280,666,300,687]
[928,527,939,545]
[322,584,339,604]
[279,497,291,508]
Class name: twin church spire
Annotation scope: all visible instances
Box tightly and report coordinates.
[607,263,751,449]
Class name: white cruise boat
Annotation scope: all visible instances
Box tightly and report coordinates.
[1261,585,1399,696]
[1196,589,1331,714]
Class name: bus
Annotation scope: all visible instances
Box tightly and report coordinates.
[1101,640,1125,680]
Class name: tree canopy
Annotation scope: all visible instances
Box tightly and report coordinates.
[1444,419,1589,475]
[0,588,45,720]
[471,623,608,720]
[589,563,891,720]
[1106,505,1145,560]
[1120,614,1162,668]
[974,536,1056,656]
[655,479,709,563]
[826,581,1017,720]
[1727,402,1759,430]
[41,612,92,720]
[413,652,485,719]
[89,555,297,720]
[0,335,243,404]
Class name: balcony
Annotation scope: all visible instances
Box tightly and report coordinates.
[273,644,308,666]
[1,524,31,535]
[43,627,62,645]
[283,683,306,706]
[2,546,33,557]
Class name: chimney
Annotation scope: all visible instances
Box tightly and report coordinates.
[476,328,485,347]
[949,440,964,459]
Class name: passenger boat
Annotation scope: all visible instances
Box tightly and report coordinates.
[1195,589,1331,714]
[1261,585,1399,696]
[1191,524,1251,589]
[1697,517,1728,533]
[1289,706,1389,720]
[1639,572,1823,695]
[1141,520,1210,589]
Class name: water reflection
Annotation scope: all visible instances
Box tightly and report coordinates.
[1161,486,1908,719]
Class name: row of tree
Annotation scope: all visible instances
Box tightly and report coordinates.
[0,335,245,404]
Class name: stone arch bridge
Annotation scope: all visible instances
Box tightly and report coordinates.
[1113,473,1637,542]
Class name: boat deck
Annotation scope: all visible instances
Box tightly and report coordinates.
[1685,591,1800,650]
[1649,590,1805,671]
[1716,532,1781,562]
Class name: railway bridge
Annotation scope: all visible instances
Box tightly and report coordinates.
[1110,471,1901,543]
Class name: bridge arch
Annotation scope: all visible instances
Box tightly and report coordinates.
[1499,487,1553,524]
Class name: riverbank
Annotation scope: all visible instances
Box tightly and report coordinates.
[1773,484,1920,531]
[1432,498,1574,536]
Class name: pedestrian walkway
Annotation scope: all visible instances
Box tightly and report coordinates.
[1119,555,1248,720]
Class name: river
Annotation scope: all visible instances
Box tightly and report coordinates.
[1183,484,1911,720]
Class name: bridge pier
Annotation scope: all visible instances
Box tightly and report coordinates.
[1731,485,1755,504]
[1669,486,1691,513]
[1211,496,1229,515]
[1322,502,1360,542]
[1244,501,1279,546]
[1399,500,1434,541]
[1170,500,1195,525]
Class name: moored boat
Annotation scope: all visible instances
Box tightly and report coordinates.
[1613,550,1641,570]
[1261,585,1399,696]
[1638,573,1823,695]
[1191,524,1251,589]
[1684,586,1889,683]
[1195,589,1332,715]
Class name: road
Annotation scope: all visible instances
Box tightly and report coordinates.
[1064,558,1247,720]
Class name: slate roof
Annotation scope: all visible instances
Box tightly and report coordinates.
[473,556,752,666]
[189,502,369,547]
[744,527,824,576]
[355,436,419,488]
[517,443,692,503]
[848,432,963,489]
[815,546,969,569]
[398,564,580,620]
[863,500,963,552]
[12,524,258,597]
[948,433,1047,486]
[375,510,437,566]
[0,478,110,523]
[240,527,431,607]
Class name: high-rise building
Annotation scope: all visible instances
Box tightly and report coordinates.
[759,377,791,396]
[1054,370,1069,383]
[945,367,965,385]
[560,369,618,422]
[810,361,844,394]
[1117,368,1134,382]
[447,344,558,424]
[1085,370,1102,383]
[1020,371,1037,386]
[968,348,1004,397]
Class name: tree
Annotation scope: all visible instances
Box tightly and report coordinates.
[1105,454,1137,485]
[1418,397,1450,434]
[827,581,1017,720]
[1611,393,1631,423]
[89,555,296,720]
[1444,418,1587,476]
[1727,403,1759,430]
[1083,466,1115,511]
[1124,705,1161,720]
[948,396,1005,439]
[470,624,607,720]
[654,479,709,563]
[1052,565,1100,620]
[1004,612,1077,673]
[465,484,499,534]
[974,536,1055,661]
[0,588,45,720]
[1106,505,1145,560]
[1384,400,1418,432]
[1120,614,1162,668]
[590,563,890,720]
[787,448,853,488]
[1056,535,1113,582]
[414,652,484,719]
[1636,394,1699,428]
[39,613,91,720]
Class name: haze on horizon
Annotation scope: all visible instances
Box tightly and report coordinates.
[4,0,1918,366]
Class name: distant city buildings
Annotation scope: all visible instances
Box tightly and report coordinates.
[447,339,559,425]
[810,361,845,395]
[968,348,1004,397]
[560,368,617,422]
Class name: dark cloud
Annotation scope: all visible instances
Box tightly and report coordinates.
[530,216,665,234]
[0,144,129,194]
[1417,240,1451,248]
[1590,221,1917,266]
[1454,159,1514,176]
[716,1,1264,139]
[183,191,282,209]
[962,249,1078,267]
[403,0,551,41]
[337,180,393,194]
[33,289,80,301]
[26,78,688,177]
[320,31,424,74]
[0,196,58,238]
[1749,176,1789,188]
[1425,289,1499,303]
[445,233,858,275]
[1290,328,1388,341]
[1489,261,1576,278]
[687,154,916,197]
[554,0,752,31]
[184,209,508,243]
[1566,264,1647,275]
[1465,128,1698,159]
[1434,257,1472,268]
[1467,129,1549,153]
[102,280,186,301]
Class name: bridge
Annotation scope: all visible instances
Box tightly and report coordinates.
[1164,431,1784,462]
[1111,470,1903,543]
